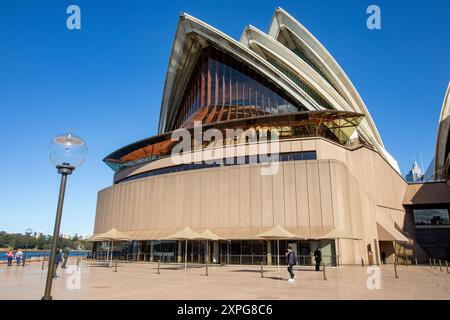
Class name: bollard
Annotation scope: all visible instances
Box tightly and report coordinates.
[446,261,449,274]
[41,255,46,270]
[157,259,160,274]
[439,260,443,271]
[322,262,327,280]
[361,258,364,267]
[405,256,409,267]
[429,258,432,268]
[77,257,80,267]
[114,260,118,273]
[206,260,209,277]
[415,257,418,266]
[260,262,264,278]
[394,259,399,279]
[433,259,437,269]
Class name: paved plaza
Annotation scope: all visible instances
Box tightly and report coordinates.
[1,258,449,300]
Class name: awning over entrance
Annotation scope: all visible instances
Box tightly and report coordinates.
[376,222,409,242]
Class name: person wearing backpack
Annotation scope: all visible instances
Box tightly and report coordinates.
[286,246,297,282]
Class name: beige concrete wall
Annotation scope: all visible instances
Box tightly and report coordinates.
[95,137,413,264]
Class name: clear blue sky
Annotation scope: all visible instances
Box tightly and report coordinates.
[0,0,449,235]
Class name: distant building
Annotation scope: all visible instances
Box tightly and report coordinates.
[405,161,424,182]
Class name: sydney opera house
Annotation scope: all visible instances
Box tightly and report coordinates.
[93,8,450,265]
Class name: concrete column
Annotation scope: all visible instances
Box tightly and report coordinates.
[267,240,272,265]
[374,239,380,266]
[177,241,182,263]
[149,241,154,262]
[213,241,219,263]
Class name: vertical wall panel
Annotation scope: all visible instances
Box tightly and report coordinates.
[283,162,297,228]
[191,173,202,228]
[239,166,251,227]
[219,168,230,228]
[250,165,262,228]
[306,161,322,235]
[319,161,334,228]
[209,170,221,228]
[229,167,240,227]
[272,163,286,226]
[200,171,211,228]
[261,169,274,227]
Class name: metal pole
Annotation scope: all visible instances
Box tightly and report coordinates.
[361,258,364,267]
[439,260,443,271]
[446,261,449,274]
[114,260,117,272]
[109,241,114,268]
[415,257,418,265]
[41,165,72,300]
[157,259,160,274]
[429,258,432,268]
[41,254,46,270]
[336,238,340,267]
[433,259,437,269]
[206,240,209,276]
[185,240,187,271]
[260,262,264,278]
[23,238,28,267]
[76,257,80,267]
[322,262,327,280]
[393,254,399,279]
[277,239,280,274]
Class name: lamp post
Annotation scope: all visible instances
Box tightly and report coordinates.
[41,133,87,300]
[23,228,33,267]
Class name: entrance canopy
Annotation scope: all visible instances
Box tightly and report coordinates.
[255,224,304,239]
[198,229,224,241]
[90,228,132,242]
[376,222,409,242]
[162,227,202,240]
[318,229,361,240]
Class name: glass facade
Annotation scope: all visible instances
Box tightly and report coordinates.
[117,151,317,184]
[101,239,337,266]
[168,46,305,131]
[105,110,363,172]
[413,208,450,226]
[267,57,333,110]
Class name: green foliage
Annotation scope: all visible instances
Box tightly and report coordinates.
[0,231,89,250]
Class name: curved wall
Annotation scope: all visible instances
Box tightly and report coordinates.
[95,137,409,264]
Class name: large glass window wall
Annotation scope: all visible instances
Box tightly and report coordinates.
[169,46,305,131]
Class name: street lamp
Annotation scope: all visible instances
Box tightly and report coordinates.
[41,133,87,300]
[23,228,33,267]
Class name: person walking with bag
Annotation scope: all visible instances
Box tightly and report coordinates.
[286,246,297,282]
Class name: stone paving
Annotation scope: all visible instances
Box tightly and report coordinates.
[1,258,449,300]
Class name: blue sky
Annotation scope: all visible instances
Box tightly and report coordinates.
[0,0,449,235]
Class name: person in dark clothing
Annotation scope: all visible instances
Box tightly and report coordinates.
[53,249,63,279]
[381,251,386,264]
[314,248,321,271]
[286,246,297,282]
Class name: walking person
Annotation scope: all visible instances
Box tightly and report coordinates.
[15,249,23,266]
[6,250,14,267]
[53,249,63,279]
[61,247,70,269]
[286,246,297,282]
[314,248,321,272]
[381,251,386,264]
